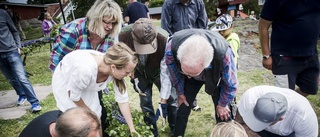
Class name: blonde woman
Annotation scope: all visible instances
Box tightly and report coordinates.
[52,43,140,136]
[211,121,248,137]
[49,1,123,136]
[49,0,122,72]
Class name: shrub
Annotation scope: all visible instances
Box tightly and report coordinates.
[102,83,153,136]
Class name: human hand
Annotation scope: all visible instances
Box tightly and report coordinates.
[216,104,231,121]
[262,56,272,70]
[154,103,168,125]
[178,94,189,107]
[130,130,141,137]
[130,78,146,96]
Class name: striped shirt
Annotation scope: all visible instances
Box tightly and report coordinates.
[49,18,115,72]
[162,39,237,106]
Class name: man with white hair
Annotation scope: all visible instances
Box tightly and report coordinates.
[161,29,237,136]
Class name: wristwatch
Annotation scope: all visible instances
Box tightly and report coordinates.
[263,54,271,60]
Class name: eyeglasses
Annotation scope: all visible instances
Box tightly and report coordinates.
[102,19,117,26]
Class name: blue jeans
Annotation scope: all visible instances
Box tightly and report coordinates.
[137,75,178,137]
[0,50,39,104]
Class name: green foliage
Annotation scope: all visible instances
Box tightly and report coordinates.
[242,0,262,17]
[204,0,219,20]
[72,0,95,18]
[71,0,128,19]
[102,84,153,136]
[149,0,164,8]
[50,24,63,38]
[23,26,43,40]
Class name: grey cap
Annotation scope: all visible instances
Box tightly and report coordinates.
[240,92,288,132]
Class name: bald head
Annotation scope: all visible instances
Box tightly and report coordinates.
[55,107,102,137]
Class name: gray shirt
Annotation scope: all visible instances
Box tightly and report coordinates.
[0,9,21,52]
[161,0,208,36]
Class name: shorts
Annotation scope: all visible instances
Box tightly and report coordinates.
[272,54,319,95]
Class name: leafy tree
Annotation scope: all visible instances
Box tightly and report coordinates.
[71,0,128,19]
[242,0,262,18]
[204,0,218,21]
[149,0,164,8]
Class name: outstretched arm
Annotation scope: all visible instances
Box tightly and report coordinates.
[118,102,140,136]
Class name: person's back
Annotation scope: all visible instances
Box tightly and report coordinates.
[124,1,149,24]
[238,86,318,137]
[19,110,62,137]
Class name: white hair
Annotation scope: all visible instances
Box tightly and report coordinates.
[177,35,214,69]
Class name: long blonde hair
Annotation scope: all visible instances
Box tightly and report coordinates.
[210,121,248,137]
[86,0,122,38]
[104,43,138,93]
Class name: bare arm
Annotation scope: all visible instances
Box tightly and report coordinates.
[118,102,139,136]
[258,18,273,70]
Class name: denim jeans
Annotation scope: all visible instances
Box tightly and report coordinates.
[0,50,39,104]
[173,78,235,137]
[137,75,178,137]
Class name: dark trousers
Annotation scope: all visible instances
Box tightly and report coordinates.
[98,91,109,137]
[138,75,178,137]
[173,78,235,137]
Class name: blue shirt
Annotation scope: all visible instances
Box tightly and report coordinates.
[161,0,208,36]
[124,2,149,24]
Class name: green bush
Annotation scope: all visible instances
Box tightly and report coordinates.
[102,83,153,136]
[149,0,164,8]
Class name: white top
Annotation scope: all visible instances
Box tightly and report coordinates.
[52,50,129,117]
[160,58,172,99]
[238,85,318,137]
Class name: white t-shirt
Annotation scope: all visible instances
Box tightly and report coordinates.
[238,85,318,137]
[52,50,129,117]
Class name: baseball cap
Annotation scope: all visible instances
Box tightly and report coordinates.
[211,14,233,31]
[131,18,158,54]
[238,92,288,132]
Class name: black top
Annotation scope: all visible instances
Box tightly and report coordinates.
[124,2,149,24]
[19,110,62,137]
